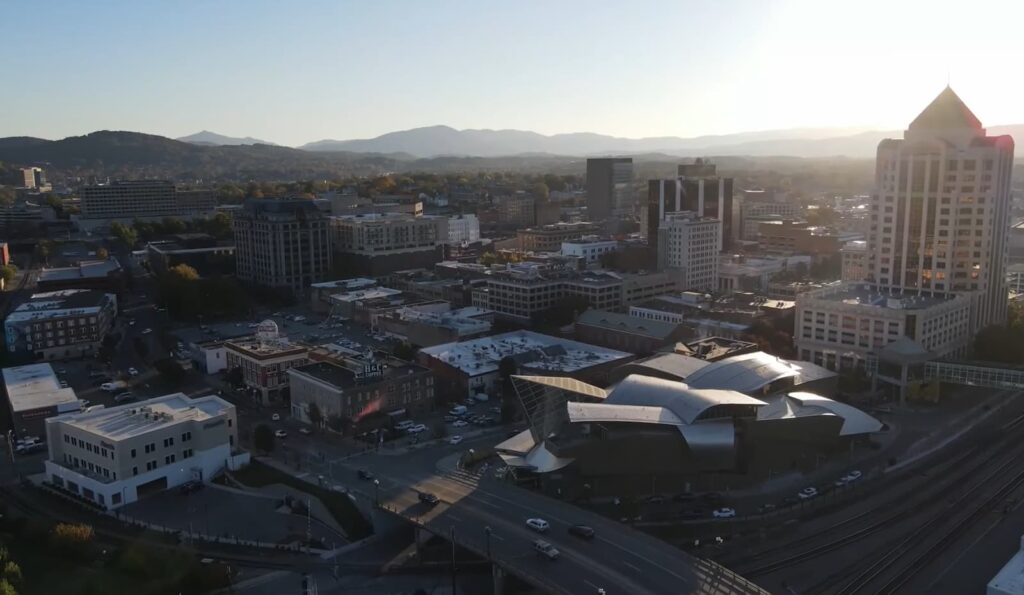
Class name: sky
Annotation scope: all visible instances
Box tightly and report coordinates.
[3,0,1024,146]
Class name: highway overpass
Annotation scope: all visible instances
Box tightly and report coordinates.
[375,466,768,595]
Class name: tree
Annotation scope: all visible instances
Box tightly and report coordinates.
[0,264,16,283]
[35,239,54,265]
[226,366,243,388]
[307,403,323,430]
[392,342,417,361]
[168,263,200,281]
[110,222,138,248]
[95,246,109,260]
[530,183,550,200]
[153,358,186,384]
[253,424,275,453]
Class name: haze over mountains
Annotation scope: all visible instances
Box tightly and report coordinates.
[176,130,277,146]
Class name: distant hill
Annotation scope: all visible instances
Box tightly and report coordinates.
[177,130,277,146]
[301,124,1024,158]
[0,131,410,181]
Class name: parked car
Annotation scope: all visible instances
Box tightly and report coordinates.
[568,525,595,540]
[842,470,863,483]
[418,492,439,505]
[357,469,374,481]
[798,487,819,500]
[452,420,468,428]
[443,415,458,422]
[406,424,427,434]
[114,392,135,403]
[673,492,697,503]
[141,328,153,335]
[448,405,468,416]
[757,503,777,514]
[646,495,665,504]
[180,480,203,494]
[271,413,281,421]
[298,428,312,435]
[533,539,560,560]
[713,507,737,518]
[274,429,288,438]
[526,518,549,533]
[448,435,464,445]
[128,367,139,377]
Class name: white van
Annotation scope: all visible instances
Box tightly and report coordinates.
[449,405,468,416]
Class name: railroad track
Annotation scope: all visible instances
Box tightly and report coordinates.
[735,412,1024,578]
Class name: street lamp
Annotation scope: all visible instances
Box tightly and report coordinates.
[484,526,492,561]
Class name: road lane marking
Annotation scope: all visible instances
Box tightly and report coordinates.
[584,579,604,591]
[623,561,641,572]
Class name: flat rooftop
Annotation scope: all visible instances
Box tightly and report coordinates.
[38,258,121,282]
[6,289,111,323]
[809,283,961,310]
[3,363,80,412]
[421,330,632,376]
[54,393,232,441]
[293,358,427,389]
[328,287,403,304]
[311,278,377,290]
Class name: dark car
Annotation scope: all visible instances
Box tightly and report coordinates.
[568,525,595,540]
[700,492,725,504]
[673,491,696,503]
[357,469,374,481]
[418,492,439,505]
[679,509,704,521]
[757,503,777,514]
[180,480,203,494]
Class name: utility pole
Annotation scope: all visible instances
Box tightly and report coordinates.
[450,527,457,595]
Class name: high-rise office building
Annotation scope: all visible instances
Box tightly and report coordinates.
[21,167,45,189]
[233,198,332,295]
[868,86,1014,330]
[586,158,633,220]
[656,211,721,292]
[644,159,733,249]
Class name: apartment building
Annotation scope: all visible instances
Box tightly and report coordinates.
[657,212,721,292]
[330,213,446,276]
[43,393,241,510]
[4,290,117,361]
[233,198,332,296]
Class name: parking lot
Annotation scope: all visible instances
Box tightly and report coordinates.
[119,483,347,546]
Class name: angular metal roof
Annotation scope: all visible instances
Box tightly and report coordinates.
[605,374,765,424]
[758,392,882,436]
[685,351,800,393]
[567,401,684,426]
[510,375,608,400]
[908,86,983,131]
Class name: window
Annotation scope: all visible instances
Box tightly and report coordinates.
[131,448,137,459]
[146,461,157,471]
[163,437,174,448]
[164,455,176,465]
[144,443,155,454]
[133,466,138,476]
[182,449,193,459]
[181,431,192,442]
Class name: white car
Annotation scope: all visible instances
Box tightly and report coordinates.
[407,424,427,434]
[452,420,468,428]
[526,518,549,533]
[712,507,737,518]
[271,413,281,421]
[798,487,819,500]
[842,470,863,483]
[533,539,560,560]
[274,430,288,438]
[448,435,464,445]
[298,428,312,435]
[141,328,153,335]
[128,367,139,377]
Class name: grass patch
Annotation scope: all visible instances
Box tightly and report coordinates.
[232,459,373,539]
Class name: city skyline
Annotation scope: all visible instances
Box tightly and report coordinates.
[3,0,1024,146]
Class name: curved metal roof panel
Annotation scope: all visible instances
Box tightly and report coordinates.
[786,392,883,436]
[685,351,799,393]
[605,374,765,424]
[566,401,684,426]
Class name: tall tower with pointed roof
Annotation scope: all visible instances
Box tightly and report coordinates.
[868,86,1015,332]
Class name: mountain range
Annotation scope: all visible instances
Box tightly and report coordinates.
[176,130,276,146]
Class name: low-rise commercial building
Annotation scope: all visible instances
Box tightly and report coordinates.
[561,238,620,264]
[289,350,435,424]
[377,305,493,347]
[517,222,601,252]
[146,234,236,276]
[3,363,81,438]
[224,327,310,404]
[309,278,378,313]
[43,393,243,510]
[4,290,117,361]
[418,330,634,398]
[795,283,972,371]
[574,309,692,355]
[37,258,124,294]
[719,254,811,293]
[447,214,481,244]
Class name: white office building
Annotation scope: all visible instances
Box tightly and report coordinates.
[447,214,480,244]
[656,212,721,292]
[43,393,245,510]
[561,238,620,264]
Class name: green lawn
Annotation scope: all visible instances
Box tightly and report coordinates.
[231,459,373,540]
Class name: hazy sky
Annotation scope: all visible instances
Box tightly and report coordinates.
[3,0,1023,146]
